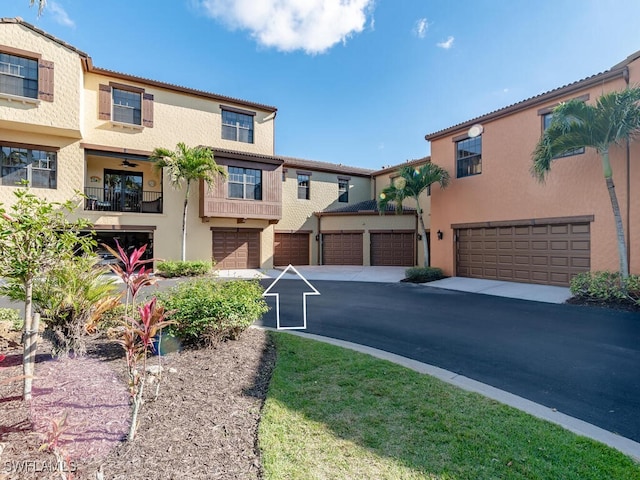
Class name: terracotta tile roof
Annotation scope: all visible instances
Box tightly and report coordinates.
[317,199,416,215]
[1,17,88,57]
[282,156,374,177]
[90,67,278,112]
[372,156,430,176]
[2,17,277,113]
[425,58,632,141]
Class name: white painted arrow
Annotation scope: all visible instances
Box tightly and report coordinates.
[262,264,320,330]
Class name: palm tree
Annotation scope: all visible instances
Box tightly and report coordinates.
[377,163,450,267]
[532,87,640,279]
[150,143,226,261]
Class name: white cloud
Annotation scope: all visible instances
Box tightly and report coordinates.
[413,18,428,38]
[198,0,374,54]
[47,1,75,28]
[436,36,454,49]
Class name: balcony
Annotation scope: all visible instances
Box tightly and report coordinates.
[84,187,163,214]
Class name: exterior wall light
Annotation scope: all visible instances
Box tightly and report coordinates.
[437,230,443,240]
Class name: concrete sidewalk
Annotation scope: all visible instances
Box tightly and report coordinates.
[215,266,572,304]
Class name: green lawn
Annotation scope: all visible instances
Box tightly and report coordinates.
[259,332,640,480]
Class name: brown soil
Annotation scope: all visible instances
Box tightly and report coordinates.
[0,328,275,480]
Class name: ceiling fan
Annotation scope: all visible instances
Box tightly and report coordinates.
[120,159,139,168]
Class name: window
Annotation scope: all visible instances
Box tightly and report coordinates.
[297,174,310,200]
[338,179,349,203]
[0,144,57,189]
[542,113,585,158]
[98,83,153,127]
[0,52,38,99]
[113,88,142,125]
[228,167,262,200]
[456,136,482,178]
[222,110,254,143]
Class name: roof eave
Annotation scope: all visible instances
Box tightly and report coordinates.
[425,66,628,141]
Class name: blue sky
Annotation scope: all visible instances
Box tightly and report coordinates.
[6,0,640,170]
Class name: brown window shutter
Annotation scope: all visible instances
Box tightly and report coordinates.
[38,60,54,102]
[143,93,154,127]
[98,84,112,120]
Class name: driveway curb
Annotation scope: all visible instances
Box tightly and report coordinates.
[258,326,640,461]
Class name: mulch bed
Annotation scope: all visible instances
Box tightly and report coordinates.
[565,296,640,312]
[0,328,275,480]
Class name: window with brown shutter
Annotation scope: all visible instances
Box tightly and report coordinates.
[98,83,154,128]
[37,59,54,102]
[98,84,112,120]
[142,93,154,127]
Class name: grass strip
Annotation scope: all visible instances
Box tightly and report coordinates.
[259,332,640,480]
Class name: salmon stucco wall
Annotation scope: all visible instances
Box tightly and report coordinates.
[428,74,638,276]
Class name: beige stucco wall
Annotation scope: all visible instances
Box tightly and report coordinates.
[82,73,275,156]
[373,164,432,229]
[319,213,421,266]
[0,130,84,205]
[0,23,83,138]
[278,168,372,264]
[429,73,639,276]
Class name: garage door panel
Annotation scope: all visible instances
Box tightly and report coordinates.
[323,233,363,265]
[457,222,590,286]
[370,232,414,266]
[212,230,260,269]
[274,233,309,266]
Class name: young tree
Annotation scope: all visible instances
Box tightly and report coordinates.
[532,87,640,279]
[0,187,94,400]
[377,163,450,267]
[150,143,226,261]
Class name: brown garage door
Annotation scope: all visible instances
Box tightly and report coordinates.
[322,232,363,265]
[274,233,310,266]
[456,221,590,286]
[212,229,260,269]
[370,232,415,266]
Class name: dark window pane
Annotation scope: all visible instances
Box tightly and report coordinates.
[227,167,261,200]
[112,88,142,125]
[0,53,38,98]
[0,144,56,188]
[456,137,482,178]
[221,110,254,144]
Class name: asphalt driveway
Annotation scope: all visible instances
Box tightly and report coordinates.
[257,279,640,443]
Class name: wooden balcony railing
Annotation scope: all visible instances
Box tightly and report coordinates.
[84,187,163,213]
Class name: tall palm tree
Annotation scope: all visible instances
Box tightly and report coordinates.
[150,143,226,261]
[532,87,640,279]
[377,163,450,267]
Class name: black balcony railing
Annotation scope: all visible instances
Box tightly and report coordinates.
[84,187,163,213]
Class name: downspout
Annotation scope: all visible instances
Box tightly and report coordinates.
[317,214,322,265]
[624,67,631,271]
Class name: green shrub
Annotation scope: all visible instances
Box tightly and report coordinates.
[156,260,213,278]
[0,308,22,331]
[1,255,120,356]
[156,278,269,346]
[404,266,445,283]
[570,271,640,305]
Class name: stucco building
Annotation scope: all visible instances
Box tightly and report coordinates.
[0,18,425,270]
[426,51,640,286]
